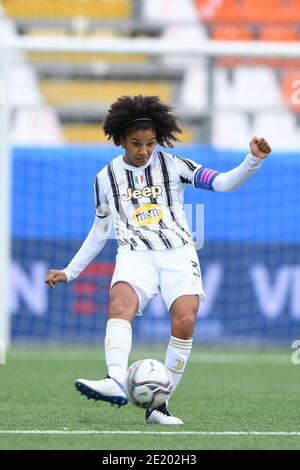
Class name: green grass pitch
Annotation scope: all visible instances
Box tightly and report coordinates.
[0,346,300,450]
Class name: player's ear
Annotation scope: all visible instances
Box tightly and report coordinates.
[119,135,126,148]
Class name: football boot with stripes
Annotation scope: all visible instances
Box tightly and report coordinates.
[145,402,183,425]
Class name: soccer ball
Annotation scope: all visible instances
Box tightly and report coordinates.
[125,358,173,409]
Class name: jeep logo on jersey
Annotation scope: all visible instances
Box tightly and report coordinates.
[122,185,163,202]
[132,204,163,226]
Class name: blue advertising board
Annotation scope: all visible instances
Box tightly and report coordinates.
[11,146,300,344]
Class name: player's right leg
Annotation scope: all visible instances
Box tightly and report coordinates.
[75,281,138,406]
[76,249,159,406]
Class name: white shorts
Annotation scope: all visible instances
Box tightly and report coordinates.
[111,244,206,314]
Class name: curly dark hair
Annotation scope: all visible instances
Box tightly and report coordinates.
[103,95,182,148]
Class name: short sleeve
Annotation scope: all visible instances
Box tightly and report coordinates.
[94,174,110,218]
[174,155,202,186]
[174,155,220,191]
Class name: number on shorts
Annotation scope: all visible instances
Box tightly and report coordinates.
[190,260,200,278]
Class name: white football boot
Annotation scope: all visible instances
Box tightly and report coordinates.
[75,376,128,406]
[146,403,183,425]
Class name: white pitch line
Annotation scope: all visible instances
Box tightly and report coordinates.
[0,430,300,436]
[189,353,290,364]
[8,352,291,364]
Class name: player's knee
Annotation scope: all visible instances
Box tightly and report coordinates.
[173,312,196,339]
[109,297,133,319]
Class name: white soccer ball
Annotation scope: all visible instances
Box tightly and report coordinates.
[125,358,173,409]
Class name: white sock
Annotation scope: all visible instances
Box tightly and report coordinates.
[164,335,193,402]
[104,318,132,384]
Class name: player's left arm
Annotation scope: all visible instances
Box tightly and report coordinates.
[249,137,272,160]
[194,137,272,192]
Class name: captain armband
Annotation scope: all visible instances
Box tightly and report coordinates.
[194,167,220,191]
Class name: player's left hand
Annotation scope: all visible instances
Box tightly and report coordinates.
[250,137,272,159]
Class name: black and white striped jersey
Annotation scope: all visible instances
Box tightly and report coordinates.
[94,150,202,251]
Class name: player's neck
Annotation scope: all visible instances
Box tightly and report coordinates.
[122,153,154,169]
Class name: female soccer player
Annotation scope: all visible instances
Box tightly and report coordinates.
[45,95,271,425]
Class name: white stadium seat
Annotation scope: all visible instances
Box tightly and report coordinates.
[212,111,251,150]
[253,110,299,151]
[213,67,235,109]
[233,66,283,112]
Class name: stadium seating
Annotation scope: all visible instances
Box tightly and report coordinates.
[201,0,244,23]
[196,0,300,23]
[259,25,299,42]
[212,66,283,111]
[212,24,300,43]
[212,67,234,108]
[232,66,282,111]
[40,79,172,107]
[3,0,131,20]
[11,107,65,145]
[179,65,208,114]
[195,0,300,147]
[26,27,149,64]
[62,122,194,144]
[281,71,300,113]
[2,0,201,143]
[211,24,253,41]
[212,108,299,151]
[3,0,300,146]
[212,110,251,150]
[253,110,299,150]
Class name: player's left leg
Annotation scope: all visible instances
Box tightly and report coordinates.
[146,295,199,425]
[166,294,199,390]
[146,245,204,424]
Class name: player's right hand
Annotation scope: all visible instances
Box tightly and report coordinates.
[45,269,67,288]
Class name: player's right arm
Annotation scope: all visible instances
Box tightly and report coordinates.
[45,213,112,288]
[45,172,111,288]
[45,269,67,288]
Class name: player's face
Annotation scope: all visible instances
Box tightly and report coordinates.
[121,129,157,167]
